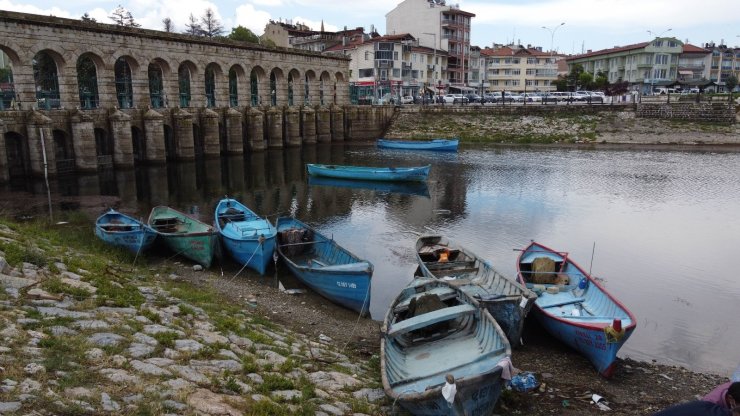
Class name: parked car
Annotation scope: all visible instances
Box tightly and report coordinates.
[516,93,542,102]
[400,95,414,104]
[492,92,516,103]
[442,94,469,104]
[465,93,482,104]
[540,92,559,103]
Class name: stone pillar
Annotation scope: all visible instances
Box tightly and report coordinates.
[258,75,269,107]
[266,107,283,149]
[284,106,301,147]
[301,106,316,144]
[0,120,7,183]
[344,105,357,140]
[316,106,331,143]
[309,79,321,106]
[225,108,244,155]
[246,107,266,151]
[330,104,345,142]
[25,110,56,177]
[172,107,195,160]
[200,108,221,157]
[143,108,166,163]
[275,78,288,107]
[109,108,135,167]
[68,109,97,172]
[335,81,349,106]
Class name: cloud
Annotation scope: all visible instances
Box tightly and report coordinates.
[251,0,283,6]
[288,16,338,32]
[0,0,73,18]
[234,4,272,35]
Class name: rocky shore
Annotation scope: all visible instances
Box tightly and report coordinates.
[0,215,731,416]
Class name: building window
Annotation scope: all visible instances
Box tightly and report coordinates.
[527,58,536,64]
[394,51,398,60]
[654,40,663,47]
[205,66,216,108]
[526,79,533,86]
[148,63,165,108]
[115,57,134,109]
[655,54,669,65]
[77,55,99,109]
[229,68,238,107]
[392,68,400,78]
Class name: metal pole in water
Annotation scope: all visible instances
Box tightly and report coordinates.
[39,127,53,222]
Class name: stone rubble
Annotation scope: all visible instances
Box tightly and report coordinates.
[0,227,388,415]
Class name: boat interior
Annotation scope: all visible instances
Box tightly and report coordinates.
[418,242,479,279]
[150,216,184,233]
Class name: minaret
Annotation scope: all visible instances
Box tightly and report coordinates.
[320,20,324,32]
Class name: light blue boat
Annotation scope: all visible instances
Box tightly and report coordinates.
[215,198,277,275]
[378,138,459,152]
[94,209,158,254]
[516,241,636,378]
[308,175,430,197]
[381,278,511,416]
[276,217,372,315]
[306,164,430,182]
[415,235,537,348]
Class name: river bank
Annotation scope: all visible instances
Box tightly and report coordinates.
[0,215,731,415]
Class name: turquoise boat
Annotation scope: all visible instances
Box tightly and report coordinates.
[147,206,219,268]
[377,138,459,152]
[306,164,430,182]
[276,216,373,315]
[516,241,636,378]
[214,198,277,275]
[415,235,537,348]
[95,209,157,254]
[381,278,511,416]
[308,175,430,197]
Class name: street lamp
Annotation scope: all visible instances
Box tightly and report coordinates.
[647,28,672,38]
[542,23,565,96]
[423,32,437,102]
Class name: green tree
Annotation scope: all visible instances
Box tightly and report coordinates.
[725,74,738,101]
[565,63,584,91]
[553,76,568,92]
[578,72,593,90]
[228,26,260,44]
[109,5,140,27]
[200,8,224,37]
[593,70,609,90]
[81,13,96,23]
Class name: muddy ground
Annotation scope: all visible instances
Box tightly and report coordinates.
[171,259,726,416]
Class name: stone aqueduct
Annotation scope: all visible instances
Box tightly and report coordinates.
[0,11,393,183]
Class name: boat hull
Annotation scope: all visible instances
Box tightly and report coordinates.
[381,278,510,416]
[308,175,430,197]
[378,138,459,152]
[516,241,636,377]
[415,235,536,348]
[276,217,372,315]
[148,206,218,268]
[95,209,157,254]
[306,164,430,182]
[215,198,277,275]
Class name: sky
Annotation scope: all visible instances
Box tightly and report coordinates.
[1,0,740,54]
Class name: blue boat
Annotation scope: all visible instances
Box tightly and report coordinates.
[416,235,537,348]
[94,209,157,254]
[381,278,511,416]
[516,241,636,378]
[308,175,430,197]
[377,138,459,152]
[215,198,277,275]
[276,217,372,315]
[306,164,430,182]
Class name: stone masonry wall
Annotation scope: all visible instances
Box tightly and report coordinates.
[636,103,736,124]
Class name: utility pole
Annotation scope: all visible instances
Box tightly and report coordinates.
[423,32,437,100]
[542,22,565,94]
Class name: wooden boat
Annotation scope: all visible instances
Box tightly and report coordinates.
[415,235,537,348]
[516,241,636,377]
[377,138,459,152]
[308,175,430,197]
[94,209,157,254]
[214,198,277,275]
[381,278,511,416]
[306,164,430,182]
[147,206,219,268]
[276,216,373,315]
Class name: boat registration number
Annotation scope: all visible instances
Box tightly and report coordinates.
[336,281,357,289]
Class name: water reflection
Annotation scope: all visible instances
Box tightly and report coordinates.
[4,146,740,375]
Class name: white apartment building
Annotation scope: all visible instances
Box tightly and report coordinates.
[386,0,474,90]
[481,44,562,93]
[324,33,448,104]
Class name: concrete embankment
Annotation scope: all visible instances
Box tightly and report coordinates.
[384,105,740,146]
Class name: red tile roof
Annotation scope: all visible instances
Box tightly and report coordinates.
[481,46,553,57]
[682,44,710,53]
[567,42,650,61]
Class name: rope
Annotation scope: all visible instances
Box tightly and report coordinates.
[227,238,264,283]
[131,224,146,267]
[341,283,372,354]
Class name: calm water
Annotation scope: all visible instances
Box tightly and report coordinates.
[10,144,740,375]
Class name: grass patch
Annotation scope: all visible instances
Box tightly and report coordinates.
[223,375,242,394]
[140,308,162,323]
[257,374,295,394]
[90,277,145,308]
[193,342,229,359]
[297,376,316,400]
[38,335,89,373]
[245,330,272,345]
[152,331,180,348]
[0,242,48,268]
[178,304,196,316]
[40,277,92,300]
[213,314,243,334]
[241,355,259,374]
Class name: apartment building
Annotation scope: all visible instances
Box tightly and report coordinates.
[481,44,562,93]
[567,38,715,93]
[704,42,740,90]
[262,20,367,52]
[324,33,448,103]
[386,0,474,90]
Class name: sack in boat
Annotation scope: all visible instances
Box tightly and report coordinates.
[530,257,557,284]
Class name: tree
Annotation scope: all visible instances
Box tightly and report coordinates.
[578,72,593,90]
[200,8,224,38]
[183,13,202,36]
[109,5,140,27]
[81,13,96,23]
[228,26,260,44]
[162,17,174,33]
[725,74,738,101]
[553,75,568,92]
[593,70,609,91]
[605,81,629,96]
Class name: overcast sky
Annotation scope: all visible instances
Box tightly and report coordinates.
[2,0,739,54]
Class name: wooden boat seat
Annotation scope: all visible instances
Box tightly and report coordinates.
[393,286,458,313]
[387,304,476,338]
[539,297,586,309]
[100,224,138,231]
[151,216,182,232]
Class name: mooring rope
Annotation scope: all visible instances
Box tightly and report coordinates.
[227,237,264,282]
[341,283,372,354]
